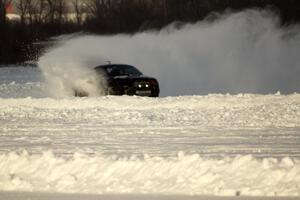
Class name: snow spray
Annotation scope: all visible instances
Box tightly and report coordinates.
[38,9,300,97]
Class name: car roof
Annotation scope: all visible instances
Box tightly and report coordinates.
[94,64,135,70]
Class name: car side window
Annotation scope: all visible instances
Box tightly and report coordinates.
[106,67,113,74]
[110,68,121,76]
[106,67,119,76]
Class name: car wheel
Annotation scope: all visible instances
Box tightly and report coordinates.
[74,89,89,97]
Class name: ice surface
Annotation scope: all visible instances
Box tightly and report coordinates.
[1,192,299,200]
[0,67,46,98]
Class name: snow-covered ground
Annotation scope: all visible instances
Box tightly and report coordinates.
[0,67,45,98]
[0,67,300,199]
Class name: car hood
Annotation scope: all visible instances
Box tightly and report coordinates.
[112,75,156,80]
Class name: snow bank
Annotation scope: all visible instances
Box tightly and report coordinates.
[0,151,299,196]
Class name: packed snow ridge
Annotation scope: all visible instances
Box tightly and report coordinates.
[0,93,300,128]
[0,151,299,196]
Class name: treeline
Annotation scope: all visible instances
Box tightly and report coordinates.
[1,0,300,65]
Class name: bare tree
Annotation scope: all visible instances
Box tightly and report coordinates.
[16,0,49,25]
[46,0,67,24]
[16,0,32,24]
[0,0,11,26]
[72,0,82,25]
[86,0,115,19]
[57,0,67,23]
[30,0,47,24]
[0,0,5,26]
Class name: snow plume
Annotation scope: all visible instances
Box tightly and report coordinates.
[38,10,300,97]
[38,35,107,98]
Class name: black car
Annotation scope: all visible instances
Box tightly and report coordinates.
[75,64,159,97]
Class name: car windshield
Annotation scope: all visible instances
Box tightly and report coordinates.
[104,65,143,76]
